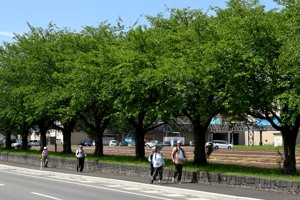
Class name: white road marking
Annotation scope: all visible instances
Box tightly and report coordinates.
[31,192,63,200]
[0,184,4,186]
[124,187,140,190]
[2,171,174,200]
[141,190,157,193]
[162,193,186,197]
[106,184,123,187]
[79,180,95,183]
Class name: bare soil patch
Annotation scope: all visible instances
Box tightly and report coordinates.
[36,145,300,169]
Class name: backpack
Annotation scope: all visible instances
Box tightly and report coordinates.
[173,147,185,158]
[149,152,154,162]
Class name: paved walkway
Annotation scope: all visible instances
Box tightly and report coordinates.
[0,160,299,200]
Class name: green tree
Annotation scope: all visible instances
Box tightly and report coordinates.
[214,0,300,175]
[273,0,300,175]
[113,25,169,160]
[64,23,123,156]
[147,8,227,165]
[0,36,37,149]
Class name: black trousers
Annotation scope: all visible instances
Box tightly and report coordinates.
[152,166,163,181]
[42,156,48,167]
[77,157,85,172]
[173,163,183,181]
[149,163,154,176]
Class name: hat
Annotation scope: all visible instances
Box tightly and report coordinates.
[44,147,47,150]
[177,140,182,144]
[78,145,83,148]
[152,146,156,150]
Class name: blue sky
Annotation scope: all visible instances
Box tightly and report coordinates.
[0,0,280,45]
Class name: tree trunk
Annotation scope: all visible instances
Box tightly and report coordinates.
[5,132,11,148]
[37,120,50,151]
[63,130,72,153]
[21,122,30,150]
[135,123,145,160]
[94,132,104,157]
[93,118,109,157]
[62,118,77,153]
[193,121,208,165]
[281,128,297,175]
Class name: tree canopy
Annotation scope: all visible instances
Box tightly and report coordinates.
[0,0,299,175]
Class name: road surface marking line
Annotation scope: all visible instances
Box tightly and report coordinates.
[162,193,186,197]
[0,184,4,186]
[186,198,209,200]
[4,171,173,200]
[106,184,123,187]
[123,187,140,190]
[80,180,95,183]
[31,192,62,200]
[142,191,157,193]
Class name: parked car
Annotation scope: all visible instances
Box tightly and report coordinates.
[109,140,117,146]
[79,139,93,146]
[119,141,128,146]
[28,140,41,146]
[171,139,179,146]
[145,140,158,148]
[206,140,233,149]
[163,141,171,146]
[189,140,195,146]
[11,140,31,149]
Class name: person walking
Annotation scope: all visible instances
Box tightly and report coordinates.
[171,140,186,184]
[148,146,155,179]
[150,146,165,184]
[75,145,85,172]
[42,146,49,168]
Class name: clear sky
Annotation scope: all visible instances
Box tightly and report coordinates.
[0,0,280,45]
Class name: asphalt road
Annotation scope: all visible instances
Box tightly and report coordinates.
[0,164,191,200]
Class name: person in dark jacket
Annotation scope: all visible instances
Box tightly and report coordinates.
[75,145,85,172]
[148,146,155,179]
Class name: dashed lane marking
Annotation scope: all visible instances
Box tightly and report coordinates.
[31,192,63,200]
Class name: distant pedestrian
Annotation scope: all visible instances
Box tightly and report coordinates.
[76,145,85,172]
[150,146,165,184]
[171,140,186,184]
[42,146,49,168]
[148,146,155,179]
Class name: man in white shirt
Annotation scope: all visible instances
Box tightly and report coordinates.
[75,145,85,172]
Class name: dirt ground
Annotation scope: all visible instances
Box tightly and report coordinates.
[35,145,300,169]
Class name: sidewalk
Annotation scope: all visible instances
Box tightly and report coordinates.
[0,160,298,200]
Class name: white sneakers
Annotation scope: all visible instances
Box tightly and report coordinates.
[171,177,182,184]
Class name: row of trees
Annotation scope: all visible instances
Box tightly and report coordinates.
[0,0,300,175]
